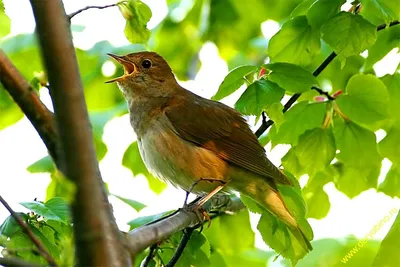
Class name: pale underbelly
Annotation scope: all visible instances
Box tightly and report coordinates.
[137,122,229,194]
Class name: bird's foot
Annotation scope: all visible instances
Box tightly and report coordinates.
[184,201,211,230]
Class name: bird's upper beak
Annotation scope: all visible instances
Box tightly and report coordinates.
[105,53,137,83]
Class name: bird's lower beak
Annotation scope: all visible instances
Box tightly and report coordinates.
[105,53,137,83]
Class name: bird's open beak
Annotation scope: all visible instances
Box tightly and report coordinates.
[105,53,137,83]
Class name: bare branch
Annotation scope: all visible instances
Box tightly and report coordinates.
[165,227,195,267]
[29,1,130,266]
[68,2,124,20]
[0,51,60,169]
[0,196,57,266]
[255,20,400,137]
[126,195,245,255]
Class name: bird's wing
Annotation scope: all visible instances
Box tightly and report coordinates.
[164,94,292,186]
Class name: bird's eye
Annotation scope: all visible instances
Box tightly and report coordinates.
[141,59,152,69]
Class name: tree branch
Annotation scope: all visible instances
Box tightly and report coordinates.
[126,195,245,256]
[0,51,59,169]
[0,257,46,267]
[255,20,399,137]
[29,1,130,266]
[0,196,57,266]
[165,227,195,267]
[68,3,124,20]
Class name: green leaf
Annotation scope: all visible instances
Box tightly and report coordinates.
[381,73,400,122]
[321,12,377,61]
[119,0,152,44]
[265,63,318,93]
[20,197,70,224]
[271,101,327,146]
[365,24,400,70]
[240,194,264,214]
[0,87,24,129]
[307,0,345,29]
[112,194,146,212]
[46,171,76,202]
[333,161,380,198]
[257,212,307,265]
[122,142,167,194]
[27,156,55,174]
[379,126,400,163]
[234,79,284,116]
[0,0,10,37]
[212,65,258,100]
[290,0,317,18]
[268,16,321,66]
[372,210,400,266]
[333,119,382,167]
[360,0,400,25]
[378,164,400,197]
[204,210,254,253]
[288,128,336,177]
[303,169,334,219]
[265,102,284,130]
[0,213,28,237]
[336,74,389,126]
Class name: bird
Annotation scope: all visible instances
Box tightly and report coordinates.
[106,51,313,253]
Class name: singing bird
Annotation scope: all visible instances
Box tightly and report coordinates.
[107,51,312,252]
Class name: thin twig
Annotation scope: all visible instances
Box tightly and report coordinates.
[0,196,57,266]
[0,257,46,267]
[311,86,335,100]
[165,228,195,267]
[68,3,123,20]
[255,20,400,137]
[142,244,158,267]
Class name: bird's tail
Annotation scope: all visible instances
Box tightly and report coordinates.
[235,178,313,252]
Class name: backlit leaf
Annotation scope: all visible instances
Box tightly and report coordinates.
[265,63,318,93]
[321,12,377,61]
[235,79,284,115]
[268,16,320,66]
[213,65,258,100]
[336,74,389,126]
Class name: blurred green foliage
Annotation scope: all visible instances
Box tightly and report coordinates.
[1,0,400,266]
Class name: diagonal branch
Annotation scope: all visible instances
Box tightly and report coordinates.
[29,0,131,266]
[255,20,400,138]
[0,51,60,169]
[0,195,57,266]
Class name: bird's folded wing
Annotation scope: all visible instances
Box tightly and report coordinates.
[164,95,292,186]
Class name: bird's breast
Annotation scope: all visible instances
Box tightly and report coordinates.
[137,114,229,194]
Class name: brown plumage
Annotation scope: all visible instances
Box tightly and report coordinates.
[107,51,312,252]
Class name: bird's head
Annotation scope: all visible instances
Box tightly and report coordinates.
[106,51,179,99]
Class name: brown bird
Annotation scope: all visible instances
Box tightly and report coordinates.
[107,51,312,252]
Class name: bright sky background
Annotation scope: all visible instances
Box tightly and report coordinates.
[1,1,400,266]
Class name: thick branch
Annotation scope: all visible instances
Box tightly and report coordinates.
[0,257,45,267]
[0,196,56,266]
[0,51,59,168]
[255,20,399,137]
[29,1,130,266]
[126,195,245,255]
